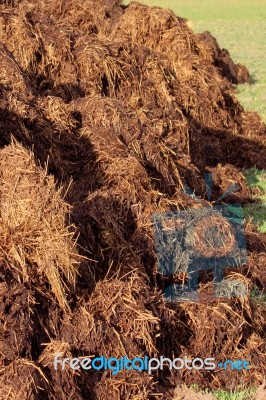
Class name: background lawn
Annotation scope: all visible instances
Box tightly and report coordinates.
[124,0,266,122]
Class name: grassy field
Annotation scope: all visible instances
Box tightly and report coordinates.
[244,168,266,233]
[124,0,266,122]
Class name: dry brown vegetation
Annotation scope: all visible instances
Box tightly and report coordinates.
[0,0,265,399]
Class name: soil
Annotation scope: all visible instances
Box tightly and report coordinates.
[198,31,252,84]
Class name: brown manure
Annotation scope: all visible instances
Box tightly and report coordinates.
[0,0,265,398]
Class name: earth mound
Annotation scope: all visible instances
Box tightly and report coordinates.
[0,1,265,399]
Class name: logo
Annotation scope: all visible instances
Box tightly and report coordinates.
[153,173,248,302]
[53,354,250,374]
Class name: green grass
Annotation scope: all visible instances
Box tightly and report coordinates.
[213,388,256,400]
[243,168,266,233]
[124,0,266,122]
[190,384,256,399]
[250,285,266,303]
[244,168,266,194]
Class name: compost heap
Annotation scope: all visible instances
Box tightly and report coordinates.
[0,1,265,399]
[197,31,252,85]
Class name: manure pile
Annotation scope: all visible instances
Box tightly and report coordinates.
[0,1,265,399]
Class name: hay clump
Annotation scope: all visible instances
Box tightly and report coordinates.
[29,0,123,37]
[0,9,39,73]
[57,273,161,399]
[94,370,156,400]
[31,17,80,100]
[0,140,80,310]
[37,95,79,133]
[198,31,251,84]
[0,358,48,400]
[38,340,84,400]
[0,41,34,110]
[60,274,160,358]
[174,295,266,389]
